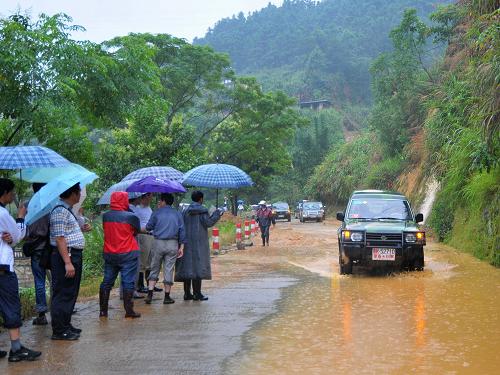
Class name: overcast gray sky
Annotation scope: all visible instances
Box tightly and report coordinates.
[1,0,283,42]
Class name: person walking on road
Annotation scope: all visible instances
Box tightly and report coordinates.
[100,192,142,318]
[175,191,223,301]
[0,178,41,362]
[256,200,275,246]
[23,183,50,326]
[49,183,91,341]
[144,193,185,305]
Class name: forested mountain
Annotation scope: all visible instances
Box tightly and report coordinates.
[195,0,452,103]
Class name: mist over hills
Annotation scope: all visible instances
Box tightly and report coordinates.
[195,0,452,103]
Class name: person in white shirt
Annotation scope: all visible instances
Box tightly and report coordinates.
[0,178,41,362]
[130,193,161,294]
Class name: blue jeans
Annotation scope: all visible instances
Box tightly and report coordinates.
[31,250,49,313]
[101,252,139,292]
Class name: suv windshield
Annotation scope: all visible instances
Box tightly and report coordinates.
[347,198,412,220]
[303,202,322,210]
[273,203,289,210]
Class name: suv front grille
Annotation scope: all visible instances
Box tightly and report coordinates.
[366,233,402,248]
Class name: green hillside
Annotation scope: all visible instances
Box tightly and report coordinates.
[195,0,452,103]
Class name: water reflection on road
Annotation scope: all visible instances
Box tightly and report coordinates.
[225,220,500,374]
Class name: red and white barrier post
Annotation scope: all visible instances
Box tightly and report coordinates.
[244,220,250,240]
[212,227,220,254]
[236,223,242,243]
[250,219,256,236]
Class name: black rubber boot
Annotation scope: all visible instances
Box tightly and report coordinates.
[137,272,148,293]
[193,279,208,301]
[184,280,193,300]
[145,290,153,304]
[137,272,144,289]
[123,290,141,318]
[99,288,111,317]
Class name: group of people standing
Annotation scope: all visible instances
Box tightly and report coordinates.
[0,176,222,363]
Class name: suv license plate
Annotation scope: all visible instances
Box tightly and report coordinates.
[372,248,396,261]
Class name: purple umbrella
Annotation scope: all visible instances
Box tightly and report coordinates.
[126,176,186,194]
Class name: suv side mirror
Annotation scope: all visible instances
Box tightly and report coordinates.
[336,211,345,221]
[415,213,424,223]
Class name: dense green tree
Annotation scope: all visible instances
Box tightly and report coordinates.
[0,13,108,164]
[205,77,307,195]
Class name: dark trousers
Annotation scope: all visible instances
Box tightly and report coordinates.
[101,252,139,292]
[184,279,202,294]
[260,225,270,243]
[31,250,49,314]
[0,271,22,329]
[50,249,82,334]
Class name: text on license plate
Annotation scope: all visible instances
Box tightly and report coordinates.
[372,248,396,261]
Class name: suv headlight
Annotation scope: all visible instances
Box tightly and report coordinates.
[342,230,364,242]
[405,233,416,243]
[351,232,363,242]
[405,232,425,244]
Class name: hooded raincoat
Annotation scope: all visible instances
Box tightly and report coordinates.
[175,202,222,281]
[103,192,140,255]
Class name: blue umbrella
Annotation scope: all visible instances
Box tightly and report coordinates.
[183,163,253,207]
[0,145,70,169]
[182,164,253,189]
[16,163,89,183]
[126,176,187,194]
[26,165,98,225]
[97,179,142,205]
[122,166,184,182]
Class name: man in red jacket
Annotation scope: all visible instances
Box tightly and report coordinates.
[99,192,141,319]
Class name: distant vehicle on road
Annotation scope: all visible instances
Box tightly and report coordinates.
[272,202,291,222]
[299,201,324,222]
[336,190,425,275]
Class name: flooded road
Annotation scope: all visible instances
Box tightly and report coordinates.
[225,221,500,374]
[1,220,499,374]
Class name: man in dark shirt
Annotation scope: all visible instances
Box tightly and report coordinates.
[23,183,50,326]
[145,193,185,304]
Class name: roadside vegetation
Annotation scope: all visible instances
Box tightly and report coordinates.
[307,1,499,265]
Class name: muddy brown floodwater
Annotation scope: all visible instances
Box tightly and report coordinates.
[224,220,500,374]
[1,219,499,374]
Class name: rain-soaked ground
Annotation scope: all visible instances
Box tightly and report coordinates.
[1,220,499,374]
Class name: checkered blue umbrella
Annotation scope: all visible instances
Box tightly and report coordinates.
[182,164,253,189]
[122,166,184,182]
[0,146,70,169]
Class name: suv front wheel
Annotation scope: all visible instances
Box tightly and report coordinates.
[339,246,353,275]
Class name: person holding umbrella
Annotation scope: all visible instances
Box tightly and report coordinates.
[175,190,223,301]
[22,183,50,326]
[256,200,275,246]
[144,193,186,305]
[49,183,92,340]
[0,178,41,362]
